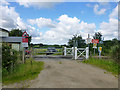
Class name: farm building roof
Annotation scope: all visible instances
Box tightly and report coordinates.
[0,28,9,33]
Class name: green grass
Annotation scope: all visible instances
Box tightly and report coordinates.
[2,58,44,85]
[82,58,120,76]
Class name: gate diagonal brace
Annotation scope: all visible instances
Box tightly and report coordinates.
[67,49,72,54]
[77,49,86,58]
[78,50,82,54]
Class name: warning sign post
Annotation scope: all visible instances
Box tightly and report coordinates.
[98,47,102,59]
[22,31,29,64]
[22,31,28,47]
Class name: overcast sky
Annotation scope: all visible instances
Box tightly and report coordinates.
[0,0,119,44]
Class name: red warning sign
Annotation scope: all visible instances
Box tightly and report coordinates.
[22,31,29,37]
[92,39,99,43]
[22,38,28,43]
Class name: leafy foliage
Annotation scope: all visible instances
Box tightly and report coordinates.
[2,43,18,72]
[93,32,102,41]
[9,29,31,45]
[68,34,86,48]
[110,43,120,64]
[9,29,23,36]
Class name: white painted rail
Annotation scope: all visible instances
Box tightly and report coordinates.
[64,47,89,60]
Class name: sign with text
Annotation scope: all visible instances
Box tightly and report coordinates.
[86,38,92,44]
[22,38,28,43]
[93,43,97,48]
[92,39,99,43]
[98,47,102,52]
[22,31,28,47]
[22,43,28,47]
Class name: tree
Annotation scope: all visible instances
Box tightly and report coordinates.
[112,38,118,45]
[9,29,31,45]
[68,34,86,48]
[93,32,102,41]
[9,29,23,36]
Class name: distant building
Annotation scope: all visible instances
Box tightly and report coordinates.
[0,28,9,37]
[0,28,23,51]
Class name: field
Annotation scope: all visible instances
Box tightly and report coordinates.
[34,48,63,55]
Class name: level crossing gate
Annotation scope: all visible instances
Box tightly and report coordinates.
[33,47,89,60]
[64,47,89,60]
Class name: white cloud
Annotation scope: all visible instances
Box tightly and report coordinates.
[16,0,63,9]
[98,5,118,40]
[109,5,118,18]
[94,4,106,15]
[98,18,118,40]
[28,18,55,28]
[31,15,96,44]
[0,2,40,37]
[0,5,19,29]
[0,0,9,6]
[1,0,118,44]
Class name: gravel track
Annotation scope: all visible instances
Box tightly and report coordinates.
[2,58,118,88]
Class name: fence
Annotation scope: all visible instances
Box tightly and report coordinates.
[64,47,89,60]
[32,47,89,60]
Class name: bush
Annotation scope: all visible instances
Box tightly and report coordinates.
[2,43,19,73]
[110,44,120,64]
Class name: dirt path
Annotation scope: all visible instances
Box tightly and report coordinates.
[3,59,118,88]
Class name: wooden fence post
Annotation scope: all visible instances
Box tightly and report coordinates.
[30,47,33,58]
[22,48,25,64]
[32,47,34,58]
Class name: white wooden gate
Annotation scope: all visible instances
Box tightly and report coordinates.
[64,47,89,60]
[64,47,73,56]
[77,47,89,59]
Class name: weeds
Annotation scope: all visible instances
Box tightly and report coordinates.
[82,58,120,75]
[2,58,44,85]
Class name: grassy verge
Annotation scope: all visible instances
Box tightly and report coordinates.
[2,58,44,85]
[82,58,120,76]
